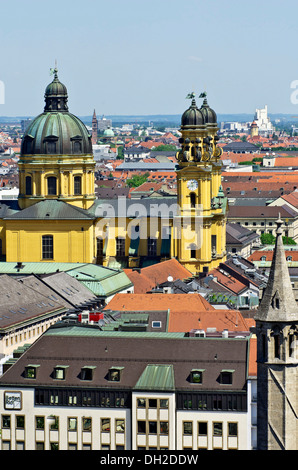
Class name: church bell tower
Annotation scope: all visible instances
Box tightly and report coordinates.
[175,92,226,274]
[255,216,298,450]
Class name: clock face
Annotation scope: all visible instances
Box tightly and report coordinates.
[187,179,198,191]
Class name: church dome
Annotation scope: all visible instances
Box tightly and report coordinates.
[200,98,217,124]
[181,98,204,127]
[21,69,92,155]
[103,127,115,137]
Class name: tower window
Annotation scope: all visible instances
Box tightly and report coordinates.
[274,334,280,359]
[74,176,82,195]
[212,235,217,254]
[116,237,125,257]
[190,192,196,208]
[97,237,103,257]
[147,237,157,257]
[190,243,196,259]
[25,176,32,195]
[42,235,53,260]
[47,176,57,195]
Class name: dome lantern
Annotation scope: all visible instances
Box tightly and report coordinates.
[44,68,69,112]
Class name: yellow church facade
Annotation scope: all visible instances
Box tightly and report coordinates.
[1,72,226,274]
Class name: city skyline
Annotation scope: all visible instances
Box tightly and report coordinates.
[1,0,298,117]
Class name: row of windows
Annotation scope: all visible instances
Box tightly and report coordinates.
[137,420,169,435]
[26,365,123,381]
[35,388,131,408]
[32,388,247,412]
[176,392,247,412]
[27,365,233,388]
[23,139,83,155]
[1,414,125,433]
[25,175,82,196]
[2,442,122,451]
[182,420,238,437]
[97,236,217,259]
[97,237,158,258]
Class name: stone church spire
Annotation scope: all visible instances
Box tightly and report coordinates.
[255,215,298,323]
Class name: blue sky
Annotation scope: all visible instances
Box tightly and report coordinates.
[1,0,298,117]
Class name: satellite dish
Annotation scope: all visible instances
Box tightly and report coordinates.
[167,276,173,282]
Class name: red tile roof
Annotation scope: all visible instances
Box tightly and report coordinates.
[209,268,247,294]
[104,292,215,313]
[248,250,298,262]
[248,337,257,377]
[124,259,193,293]
[168,309,251,333]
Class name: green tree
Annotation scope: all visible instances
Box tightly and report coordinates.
[260,233,276,245]
[154,144,177,152]
[261,233,297,245]
[126,173,150,188]
[117,146,124,159]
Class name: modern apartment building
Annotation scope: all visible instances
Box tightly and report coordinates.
[0,322,256,450]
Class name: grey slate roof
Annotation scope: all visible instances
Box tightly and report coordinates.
[222,141,260,152]
[0,274,66,330]
[226,223,259,247]
[37,271,98,307]
[0,323,250,392]
[228,204,298,219]
[4,199,95,220]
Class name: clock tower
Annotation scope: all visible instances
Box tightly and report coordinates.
[174,93,227,274]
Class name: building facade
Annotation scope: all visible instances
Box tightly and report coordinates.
[0,323,255,450]
[0,72,226,275]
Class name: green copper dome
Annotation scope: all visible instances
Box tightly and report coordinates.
[200,97,217,124]
[181,98,204,127]
[103,127,114,137]
[21,69,92,155]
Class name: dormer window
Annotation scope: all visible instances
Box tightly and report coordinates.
[71,135,83,154]
[25,364,40,379]
[54,365,69,380]
[81,366,96,381]
[23,135,34,154]
[108,367,124,382]
[191,369,204,384]
[44,135,58,154]
[220,369,234,384]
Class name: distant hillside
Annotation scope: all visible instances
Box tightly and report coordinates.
[0,113,295,126]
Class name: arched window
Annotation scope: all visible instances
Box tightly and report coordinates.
[25,176,32,195]
[271,326,281,359]
[190,192,196,208]
[47,176,57,195]
[274,334,280,359]
[97,237,103,257]
[42,235,53,260]
[74,176,82,195]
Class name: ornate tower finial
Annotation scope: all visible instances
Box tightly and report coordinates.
[255,215,298,322]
